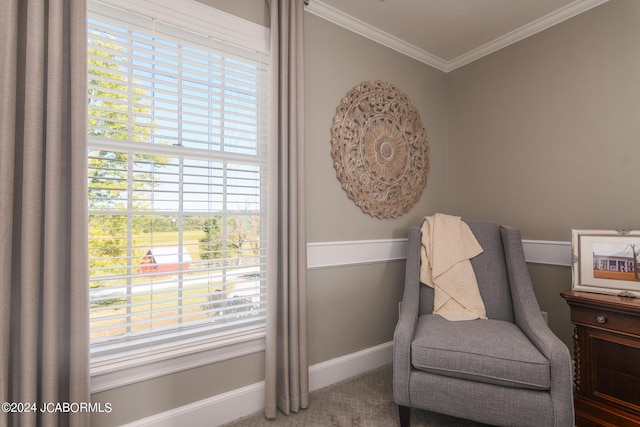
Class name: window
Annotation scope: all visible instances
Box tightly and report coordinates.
[87,0,269,365]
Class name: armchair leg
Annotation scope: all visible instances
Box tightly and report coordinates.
[398,405,410,427]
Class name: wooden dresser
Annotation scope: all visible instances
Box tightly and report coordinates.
[561,290,640,427]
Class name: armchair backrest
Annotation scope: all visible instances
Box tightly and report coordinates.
[417,219,515,323]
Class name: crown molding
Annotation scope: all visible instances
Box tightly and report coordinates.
[304,0,449,72]
[447,0,609,71]
[306,0,609,73]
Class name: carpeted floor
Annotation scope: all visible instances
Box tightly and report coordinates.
[221,364,492,427]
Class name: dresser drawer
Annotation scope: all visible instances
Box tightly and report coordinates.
[571,305,640,336]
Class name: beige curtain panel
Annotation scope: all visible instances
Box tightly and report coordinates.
[265,0,309,419]
[0,1,90,426]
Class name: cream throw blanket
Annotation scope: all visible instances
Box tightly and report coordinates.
[420,214,487,321]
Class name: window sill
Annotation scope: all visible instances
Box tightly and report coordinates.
[90,328,266,393]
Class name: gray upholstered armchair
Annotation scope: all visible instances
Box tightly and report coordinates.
[393,219,574,427]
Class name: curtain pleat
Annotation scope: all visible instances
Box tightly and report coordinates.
[264,0,309,419]
[0,1,90,426]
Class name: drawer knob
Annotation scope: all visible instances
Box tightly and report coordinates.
[596,314,607,324]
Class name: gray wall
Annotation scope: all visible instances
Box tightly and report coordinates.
[447,0,640,238]
[92,0,640,424]
[447,0,640,349]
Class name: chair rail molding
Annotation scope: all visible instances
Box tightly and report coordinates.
[307,238,571,269]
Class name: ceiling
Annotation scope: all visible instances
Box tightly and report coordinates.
[305,0,609,72]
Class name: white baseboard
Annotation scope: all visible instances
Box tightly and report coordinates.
[123,341,393,427]
[121,380,266,427]
[309,341,393,391]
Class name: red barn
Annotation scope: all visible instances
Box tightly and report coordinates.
[139,246,192,274]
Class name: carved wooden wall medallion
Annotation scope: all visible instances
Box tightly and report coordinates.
[330,81,429,219]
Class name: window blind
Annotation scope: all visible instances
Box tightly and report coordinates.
[87,0,269,363]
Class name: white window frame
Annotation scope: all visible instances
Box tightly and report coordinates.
[87,0,270,392]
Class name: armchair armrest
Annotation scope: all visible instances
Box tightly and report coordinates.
[393,226,422,406]
[500,226,574,426]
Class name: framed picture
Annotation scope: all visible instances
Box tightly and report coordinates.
[572,229,640,297]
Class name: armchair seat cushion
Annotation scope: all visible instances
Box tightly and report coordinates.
[411,314,550,390]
